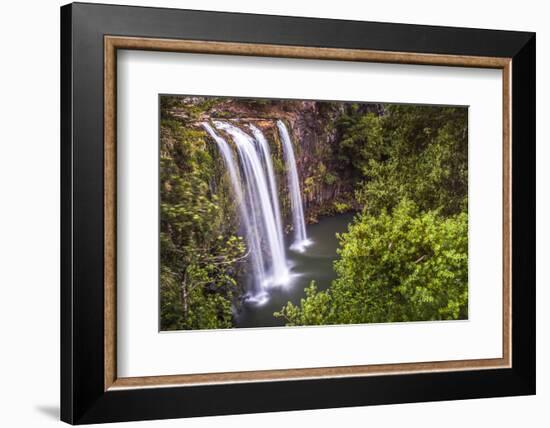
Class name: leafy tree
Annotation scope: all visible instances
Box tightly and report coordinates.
[337,104,468,216]
[336,108,385,176]
[275,200,468,325]
[160,119,246,330]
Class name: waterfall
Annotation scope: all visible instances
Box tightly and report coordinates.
[213,121,290,293]
[201,123,267,291]
[248,124,285,254]
[277,120,311,253]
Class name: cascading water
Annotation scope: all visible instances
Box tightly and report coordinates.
[214,121,290,295]
[201,123,266,291]
[203,119,313,304]
[277,120,312,252]
[248,124,285,254]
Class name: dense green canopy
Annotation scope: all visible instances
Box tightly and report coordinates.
[275,200,468,325]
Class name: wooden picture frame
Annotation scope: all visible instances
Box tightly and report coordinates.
[61,2,535,424]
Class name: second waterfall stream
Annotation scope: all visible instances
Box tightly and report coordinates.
[201,120,311,304]
[277,120,312,253]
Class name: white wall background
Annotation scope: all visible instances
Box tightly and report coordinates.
[0,0,546,426]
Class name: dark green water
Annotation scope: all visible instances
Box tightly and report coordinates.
[235,212,355,328]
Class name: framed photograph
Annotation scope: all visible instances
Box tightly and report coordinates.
[60,2,535,424]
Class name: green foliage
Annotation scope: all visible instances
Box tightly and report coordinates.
[337,104,468,216]
[336,109,385,175]
[324,172,338,185]
[276,200,468,325]
[274,281,332,326]
[160,119,245,331]
[333,201,351,213]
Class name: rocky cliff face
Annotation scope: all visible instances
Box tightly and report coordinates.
[262,102,348,223]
